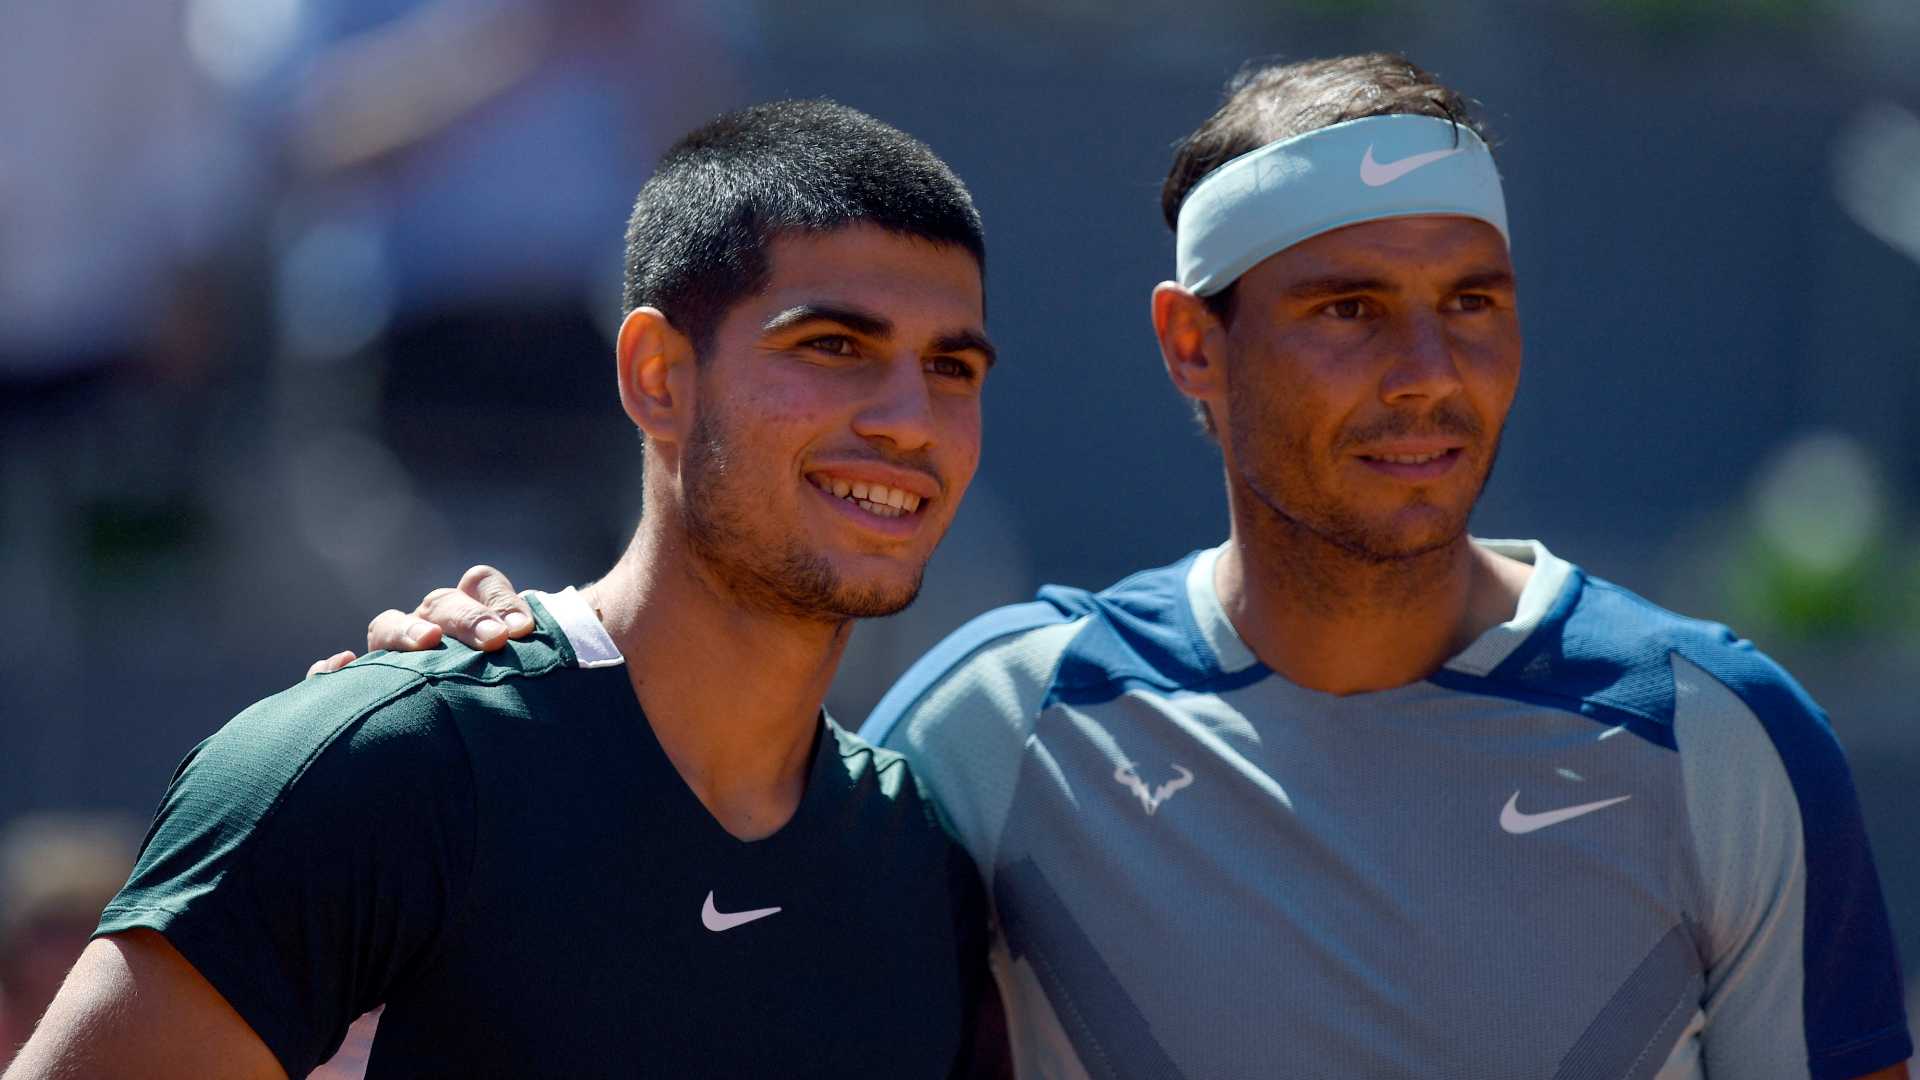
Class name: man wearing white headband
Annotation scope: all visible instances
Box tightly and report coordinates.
[332,55,1909,1078]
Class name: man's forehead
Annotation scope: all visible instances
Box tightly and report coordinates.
[756,227,986,326]
[763,225,981,277]
[1272,215,1512,278]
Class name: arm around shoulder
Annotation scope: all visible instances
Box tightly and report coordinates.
[4,930,283,1080]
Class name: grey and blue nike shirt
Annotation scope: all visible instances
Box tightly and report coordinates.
[862,540,1910,1079]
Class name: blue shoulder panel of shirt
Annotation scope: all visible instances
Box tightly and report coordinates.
[866,551,1909,1075]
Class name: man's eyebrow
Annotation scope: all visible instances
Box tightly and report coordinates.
[762,303,995,368]
[1284,275,1396,300]
[760,304,893,338]
[932,329,997,369]
[1451,269,1517,293]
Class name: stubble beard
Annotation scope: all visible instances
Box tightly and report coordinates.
[678,406,925,623]
[1227,389,1498,566]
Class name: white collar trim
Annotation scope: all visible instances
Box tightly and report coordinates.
[1185,538,1572,679]
[1187,545,1260,674]
[1442,539,1570,676]
[530,587,625,669]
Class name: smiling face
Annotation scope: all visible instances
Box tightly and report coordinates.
[673,225,991,621]
[1207,215,1522,560]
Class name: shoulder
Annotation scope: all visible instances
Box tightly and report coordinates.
[825,718,918,800]
[345,617,577,688]
[116,660,478,886]
[1449,566,1830,753]
[818,720,972,865]
[141,635,573,865]
[858,553,1230,872]
[210,625,576,769]
[191,660,458,799]
[97,663,491,1077]
[861,550,1222,749]
[859,600,1081,750]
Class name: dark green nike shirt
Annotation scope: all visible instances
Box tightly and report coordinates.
[97,589,987,1078]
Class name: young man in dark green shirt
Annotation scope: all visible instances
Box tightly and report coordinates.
[9,101,998,1079]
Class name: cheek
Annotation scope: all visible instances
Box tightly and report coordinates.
[1229,346,1348,451]
[736,377,828,428]
[1461,339,1523,419]
[935,397,984,490]
[711,369,841,452]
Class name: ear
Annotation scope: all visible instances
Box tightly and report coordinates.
[615,307,697,446]
[1151,281,1228,411]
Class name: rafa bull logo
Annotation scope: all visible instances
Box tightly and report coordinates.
[1113,761,1195,815]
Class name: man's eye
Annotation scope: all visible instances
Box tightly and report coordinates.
[1450,294,1493,312]
[1323,298,1370,320]
[927,356,976,380]
[803,335,856,355]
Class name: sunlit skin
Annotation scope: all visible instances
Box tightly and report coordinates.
[665,230,993,623]
[1154,215,1533,695]
[586,224,991,838]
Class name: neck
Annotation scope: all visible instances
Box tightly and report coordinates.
[581,521,852,840]
[1215,492,1531,696]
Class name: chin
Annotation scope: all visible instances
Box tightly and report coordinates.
[825,583,921,619]
[820,556,927,618]
[1345,508,1472,561]
[1281,492,1470,562]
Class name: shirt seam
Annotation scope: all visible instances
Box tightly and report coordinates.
[389,678,482,991]
[985,620,1085,884]
[161,672,470,1059]
[1666,653,1720,976]
[233,676,438,868]
[351,653,569,687]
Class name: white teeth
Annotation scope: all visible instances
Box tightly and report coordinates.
[809,473,925,518]
[1372,451,1445,465]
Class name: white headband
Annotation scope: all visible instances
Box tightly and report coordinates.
[1175,114,1510,296]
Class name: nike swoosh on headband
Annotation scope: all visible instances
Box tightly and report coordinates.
[1359,144,1465,187]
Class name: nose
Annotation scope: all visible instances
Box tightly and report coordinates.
[1380,311,1464,404]
[851,354,937,451]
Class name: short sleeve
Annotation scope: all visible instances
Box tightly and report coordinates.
[861,603,1079,882]
[1673,653,1912,1079]
[96,663,478,1077]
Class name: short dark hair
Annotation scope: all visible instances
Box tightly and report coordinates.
[1160,54,1490,434]
[623,100,986,355]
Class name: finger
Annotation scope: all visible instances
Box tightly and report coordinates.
[417,587,513,651]
[306,651,357,679]
[367,609,442,653]
[458,564,535,638]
